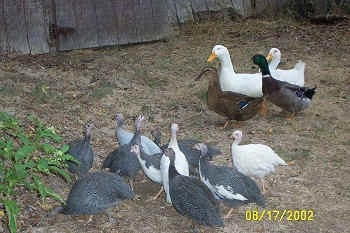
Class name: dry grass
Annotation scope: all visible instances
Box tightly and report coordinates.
[0,17,349,233]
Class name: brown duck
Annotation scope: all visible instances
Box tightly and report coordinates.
[195,66,263,127]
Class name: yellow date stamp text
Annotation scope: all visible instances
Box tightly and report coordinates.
[245,209,314,222]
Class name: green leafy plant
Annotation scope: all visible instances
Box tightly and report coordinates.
[0,112,75,233]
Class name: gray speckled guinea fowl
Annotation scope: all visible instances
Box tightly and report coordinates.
[114,113,162,155]
[67,123,94,176]
[195,143,265,218]
[62,171,134,215]
[103,116,143,189]
[164,148,223,227]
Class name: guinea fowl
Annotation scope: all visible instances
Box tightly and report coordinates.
[195,66,264,127]
[131,144,164,201]
[231,130,287,192]
[61,171,134,215]
[194,143,265,218]
[252,54,316,119]
[103,116,144,190]
[160,123,189,204]
[152,128,221,174]
[67,123,94,176]
[164,148,223,227]
[114,113,162,155]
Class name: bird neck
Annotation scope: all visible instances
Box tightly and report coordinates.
[232,138,241,145]
[268,57,280,71]
[199,156,210,174]
[259,61,271,77]
[219,55,235,74]
[169,132,179,149]
[168,163,180,180]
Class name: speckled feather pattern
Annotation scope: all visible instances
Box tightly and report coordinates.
[63,172,134,215]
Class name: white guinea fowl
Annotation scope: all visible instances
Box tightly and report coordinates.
[266,48,305,86]
[160,123,189,204]
[231,130,287,192]
[208,45,263,98]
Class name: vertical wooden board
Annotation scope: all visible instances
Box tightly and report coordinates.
[94,0,118,46]
[113,0,138,45]
[72,0,98,49]
[190,0,209,12]
[0,0,9,53]
[166,0,178,24]
[3,0,30,54]
[174,0,194,23]
[151,0,169,40]
[24,0,49,54]
[135,0,154,42]
[231,0,246,16]
[55,0,76,50]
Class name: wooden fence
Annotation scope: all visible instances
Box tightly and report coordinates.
[1,0,347,55]
[0,0,169,54]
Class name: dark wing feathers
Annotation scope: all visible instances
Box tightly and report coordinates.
[169,175,223,227]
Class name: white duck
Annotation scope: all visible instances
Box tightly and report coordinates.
[266,48,305,86]
[207,45,263,98]
[160,123,189,203]
[231,130,287,192]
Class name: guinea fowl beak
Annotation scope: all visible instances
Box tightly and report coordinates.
[266,53,272,62]
[207,52,216,62]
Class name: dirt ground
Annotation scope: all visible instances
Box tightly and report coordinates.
[0,17,349,233]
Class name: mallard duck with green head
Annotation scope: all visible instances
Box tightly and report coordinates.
[252,54,316,119]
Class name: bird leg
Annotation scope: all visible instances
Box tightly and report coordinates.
[223,120,241,129]
[224,208,234,219]
[146,186,164,202]
[261,178,266,193]
[286,112,295,121]
[152,186,164,200]
[258,99,267,116]
[129,179,134,191]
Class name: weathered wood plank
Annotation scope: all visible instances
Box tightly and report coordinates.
[94,0,119,46]
[190,0,209,13]
[173,0,194,23]
[72,0,98,49]
[114,0,138,44]
[3,0,30,54]
[24,0,49,54]
[135,0,152,42]
[151,0,169,40]
[56,0,99,50]
[0,0,8,53]
[55,0,76,50]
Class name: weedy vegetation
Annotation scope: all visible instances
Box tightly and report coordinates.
[0,112,75,233]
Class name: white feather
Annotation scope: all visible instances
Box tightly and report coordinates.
[137,154,162,184]
[160,154,171,204]
[231,131,287,179]
[211,45,263,98]
[267,48,305,86]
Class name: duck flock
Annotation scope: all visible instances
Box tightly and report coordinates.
[55,45,317,229]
